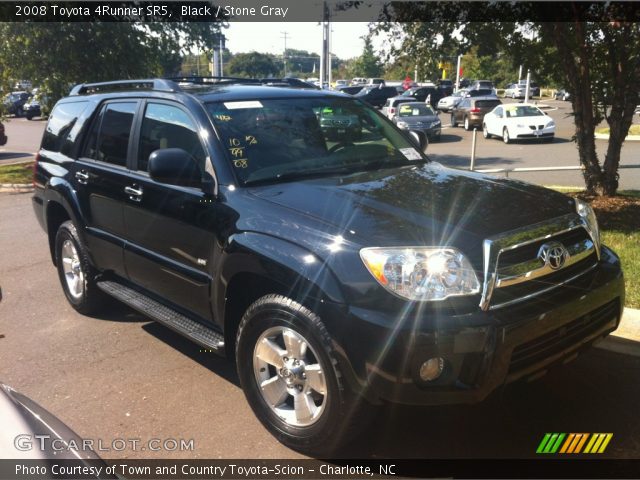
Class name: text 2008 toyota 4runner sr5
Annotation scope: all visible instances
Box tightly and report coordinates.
[33,78,624,453]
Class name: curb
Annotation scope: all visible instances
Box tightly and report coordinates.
[596,307,640,357]
[0,183,33,193]
[595,133,640,141]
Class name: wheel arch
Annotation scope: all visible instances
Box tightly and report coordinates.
[216,232,347,357]
[43,181,86,266]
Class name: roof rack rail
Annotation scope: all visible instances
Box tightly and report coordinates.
[166,76,259,85]
[69,79,179,96]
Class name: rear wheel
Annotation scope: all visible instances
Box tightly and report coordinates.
[55,221,107,314]
[464,116,471,131]
[450,113,458,128]
[236,295,371,455]
[503,127,511,144]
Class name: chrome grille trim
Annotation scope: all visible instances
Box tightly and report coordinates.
[479,213,599,311]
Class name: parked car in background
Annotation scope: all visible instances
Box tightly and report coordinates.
[504,82,540,99]
[3,91,31,117]
[555,89,571,101]
[355,85,398,108]
[469,80,495,91]
[351,77,367,85]
[0,121,6,146]
[23,93,49,120]
[337,85,364,95]
[451,96,502,130]
[437,79,454,97]
[401,86,443,107]
[465,88,497,99]
[483,103,555,143]
[392,102,441,144]
[367,78,385,86]
[382,96,414,119]
[333,79,348,89]
[437,89,469,112]
[317,105,362,140]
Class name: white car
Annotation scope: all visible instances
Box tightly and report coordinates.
[482,103,555,144]
[436,89,468,112]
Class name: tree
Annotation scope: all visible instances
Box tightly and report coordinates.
[226,52,279,78]
[0,22,222,106]
[375,3,640,196]
[347,38,383,78]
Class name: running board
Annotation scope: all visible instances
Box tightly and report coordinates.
[97,280,225,354]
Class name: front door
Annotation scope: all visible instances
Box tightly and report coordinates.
[123,100,216,322]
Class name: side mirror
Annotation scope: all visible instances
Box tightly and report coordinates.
[408,131,428,152]
[148,148,203,189]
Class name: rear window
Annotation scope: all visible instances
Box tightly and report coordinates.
[41,101,89,154]
[475,100,501,109]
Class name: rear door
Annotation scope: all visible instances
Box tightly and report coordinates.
[73,100,139,277]
[122,100,216,321]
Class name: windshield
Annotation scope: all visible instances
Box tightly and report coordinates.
[207,97,425,185]
[505,105,544,117]
[398,104,435,117]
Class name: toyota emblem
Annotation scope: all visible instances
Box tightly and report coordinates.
[538,242,569,270]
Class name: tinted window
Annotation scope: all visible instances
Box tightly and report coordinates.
[138,103,205,172]
[42,101,88,154]
[476,100,501,109]
[84,102,137,167]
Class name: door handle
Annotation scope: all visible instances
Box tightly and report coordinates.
[75,171,89,184]
[124,185,143,202]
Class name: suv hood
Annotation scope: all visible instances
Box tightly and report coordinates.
[247,163,576,265]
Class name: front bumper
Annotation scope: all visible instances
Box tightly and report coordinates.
[513,125,555,140]
[325,246,624,406]
[0,134,6,146]
[400,125,442,139]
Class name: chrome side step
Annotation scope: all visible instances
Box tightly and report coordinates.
[97,280,225,354]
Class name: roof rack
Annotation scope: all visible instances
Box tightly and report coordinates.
[166,76,259,86]
[69,79,179,96]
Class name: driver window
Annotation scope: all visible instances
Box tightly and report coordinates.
[495,107,503,118]
[138,103,206,173]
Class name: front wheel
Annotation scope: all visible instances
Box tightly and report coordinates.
[503,127,511,144]
[236,295,369,455]
[483,123,491,139]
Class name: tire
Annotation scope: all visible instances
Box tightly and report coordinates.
[483,123,491,139]
[464,116,471,131]
[236,294,371,455]
[512,93,516,99]
[55,220,107,314]
[450,113,458,128]
[26,113,34,120]
[503,127,511,144]
[16,107,24,117]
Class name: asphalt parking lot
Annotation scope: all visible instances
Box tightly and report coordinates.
[1,191,640,459]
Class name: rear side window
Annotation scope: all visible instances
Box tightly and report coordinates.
[42,101,88,154]
[84,102,137,167]
[137,103,205,172]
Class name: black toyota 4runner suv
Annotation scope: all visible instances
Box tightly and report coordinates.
[33,78,624,454]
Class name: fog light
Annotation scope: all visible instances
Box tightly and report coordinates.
[419,357,444,382]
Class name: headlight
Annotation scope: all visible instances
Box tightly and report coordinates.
[547,121,555,128]
[396,121,409,129]
[431,120,441,127]
[575,199,601,256]
[516,123,526,128]
[360,247,480,301]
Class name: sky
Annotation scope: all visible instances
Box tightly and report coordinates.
[224,22,372,60]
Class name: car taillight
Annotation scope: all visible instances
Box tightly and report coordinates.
[390,108,395,113]
[470,107,481,113]
[33,152,40,188]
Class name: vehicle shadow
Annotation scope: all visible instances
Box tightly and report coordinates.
[0,152,33,162]
[142,321,240,387]
[336,346,640,459]
[432,134,463,144]
[87,300,150,323]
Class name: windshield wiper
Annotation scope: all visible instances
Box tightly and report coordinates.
[244,158,427,186]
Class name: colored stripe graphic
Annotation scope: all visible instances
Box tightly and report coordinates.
[537,433,613,454]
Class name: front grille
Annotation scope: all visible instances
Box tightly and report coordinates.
[499,228,590,268]
[490,227,597,309]
[508,300,619,374]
